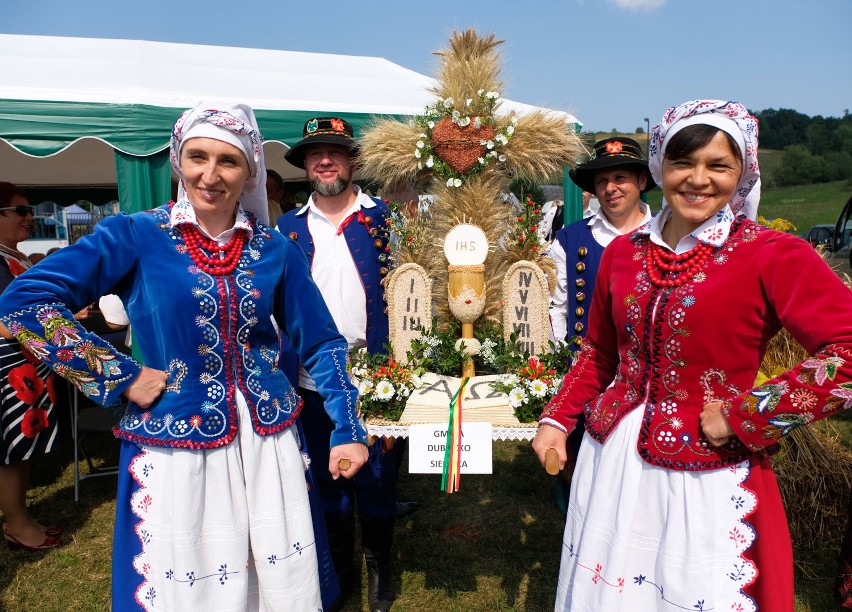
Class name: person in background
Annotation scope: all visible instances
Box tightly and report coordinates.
[278,117,400,612]
[0,103,368,611]
[546,137,655,512]
[548,137,654,348]
[581,191,599,218]
[265,169,285,227]
[533,99,852,611]
[0,182,62,552]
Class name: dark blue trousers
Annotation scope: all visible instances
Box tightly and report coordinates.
[299,388,398,521]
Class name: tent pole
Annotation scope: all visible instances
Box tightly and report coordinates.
[562,124,584,225]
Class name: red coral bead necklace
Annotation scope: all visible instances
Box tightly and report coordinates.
[182,224,246,275]
[645,241,714,288]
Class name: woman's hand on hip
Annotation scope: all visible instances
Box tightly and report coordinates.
[700,401,735,447]
[124,366,169,409]
[532,424,569,472]
[329,442,369,480]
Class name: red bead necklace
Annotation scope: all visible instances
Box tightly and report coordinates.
[645,242,714,288]
[182,224,246,275]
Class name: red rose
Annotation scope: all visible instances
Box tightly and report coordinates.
[21,407,49,438]
[8,363,45,405]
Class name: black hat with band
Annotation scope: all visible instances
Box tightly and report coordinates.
[284,117,358,170]
[569,137,655,193]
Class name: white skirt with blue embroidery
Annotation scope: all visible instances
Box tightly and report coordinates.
[127,391,321,611]
[555,404,758,612]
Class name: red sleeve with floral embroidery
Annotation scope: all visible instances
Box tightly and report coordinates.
[722,232,852,451]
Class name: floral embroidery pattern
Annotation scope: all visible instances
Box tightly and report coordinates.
[632,574,710,611]
[266,540,314,565]
[36,307,81,346]
[166,564,237,586]
[798,355,844,386]
[741,382,788,415]
[563,543,625,592]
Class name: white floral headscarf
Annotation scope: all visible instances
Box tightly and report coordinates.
[649,100,760,221]
[170,102,269,225]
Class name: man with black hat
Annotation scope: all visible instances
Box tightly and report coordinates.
[277,117,399,612]
[545,136,654,512]
[548,136,654,347]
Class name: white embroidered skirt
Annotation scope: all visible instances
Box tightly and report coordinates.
[125,391,321,611]
[555,405,758,612]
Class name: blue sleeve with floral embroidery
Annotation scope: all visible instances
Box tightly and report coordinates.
[0,214,142,406]
[274,239,367,447]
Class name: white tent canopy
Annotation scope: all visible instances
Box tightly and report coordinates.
[0,34,581,189]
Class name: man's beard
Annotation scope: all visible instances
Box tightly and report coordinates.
[311,176,349,197]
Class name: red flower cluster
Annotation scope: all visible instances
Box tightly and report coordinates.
[520,356,557,382]
[372,357,405,379]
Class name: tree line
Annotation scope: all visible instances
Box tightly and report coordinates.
[751,108,852,187]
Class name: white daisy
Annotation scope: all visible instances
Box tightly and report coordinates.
[508,387,528,408]
[375,380,395,401]
[527,379,549,398]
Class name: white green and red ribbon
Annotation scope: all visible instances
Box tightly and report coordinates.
[441,377,469,493]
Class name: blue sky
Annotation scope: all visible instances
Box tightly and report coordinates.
[5,0,851,133]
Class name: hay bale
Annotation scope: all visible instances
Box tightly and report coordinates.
[761,325,852,549]
[773,422,852,548]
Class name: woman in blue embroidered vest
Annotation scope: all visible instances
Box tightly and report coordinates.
[533,100,852,611]
[0,103,368,611]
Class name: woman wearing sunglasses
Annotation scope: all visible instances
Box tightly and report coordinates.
[0,182,61,552]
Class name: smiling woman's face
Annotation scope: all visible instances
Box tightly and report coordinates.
[662,131,742,239]
[180,137,251,221]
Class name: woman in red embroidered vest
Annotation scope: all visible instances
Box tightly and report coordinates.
[0,104,369,611]
[533,100,852,611]
[0,182,62,553]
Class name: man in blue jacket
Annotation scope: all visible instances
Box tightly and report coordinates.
[278,117,399,612]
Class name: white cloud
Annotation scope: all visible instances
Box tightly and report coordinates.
[610,0,666,10]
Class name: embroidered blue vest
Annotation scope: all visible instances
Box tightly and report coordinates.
[277,197,391,356]
[556,219,605,348]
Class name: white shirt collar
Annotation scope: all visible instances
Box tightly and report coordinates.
[296,184,377,216]
[640,204,735,253]
[587,203,652,248]
[169,198,254,241]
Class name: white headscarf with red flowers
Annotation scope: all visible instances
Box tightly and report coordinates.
[649,100,760,221]
[170,102,269,225]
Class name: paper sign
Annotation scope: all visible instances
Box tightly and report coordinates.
[408,421,493,474]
